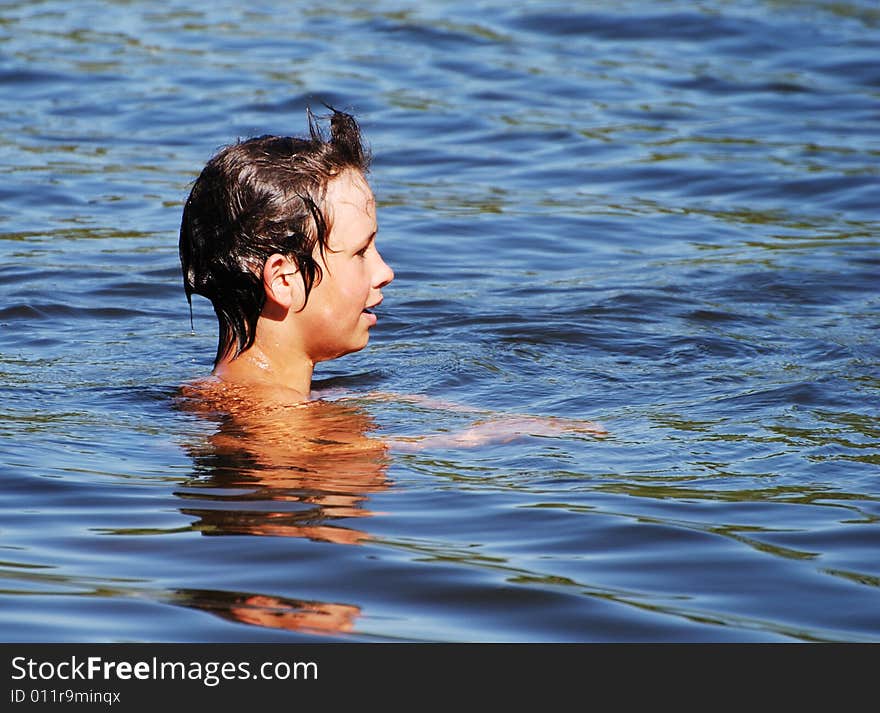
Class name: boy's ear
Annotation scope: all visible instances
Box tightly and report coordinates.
[262,253,303,310]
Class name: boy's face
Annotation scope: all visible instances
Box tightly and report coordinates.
[296,169,394,362]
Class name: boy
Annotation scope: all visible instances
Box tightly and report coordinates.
[179,108,392,405]
[179,108,604,443]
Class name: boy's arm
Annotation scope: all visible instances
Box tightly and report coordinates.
[354,391,607,451]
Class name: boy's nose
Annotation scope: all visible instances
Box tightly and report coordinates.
[375,253,394,288]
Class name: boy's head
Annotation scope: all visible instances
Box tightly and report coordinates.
[179,108,371,367]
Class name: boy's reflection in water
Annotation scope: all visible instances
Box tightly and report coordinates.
[175,386,388,634]
[172,590,360,635]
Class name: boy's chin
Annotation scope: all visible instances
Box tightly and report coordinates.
[317,340,369,363]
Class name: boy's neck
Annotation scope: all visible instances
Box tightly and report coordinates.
[213,340,313,402]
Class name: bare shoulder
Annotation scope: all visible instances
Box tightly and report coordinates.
[178,376,307,413]
[177,377,386,457]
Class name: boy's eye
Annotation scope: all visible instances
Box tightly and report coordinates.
[356,245,370,257]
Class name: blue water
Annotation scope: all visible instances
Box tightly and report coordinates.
[1,0,878,642]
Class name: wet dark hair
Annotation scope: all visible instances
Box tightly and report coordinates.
[179,108,370,367]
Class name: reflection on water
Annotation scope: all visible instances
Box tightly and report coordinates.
[173,590,360,636]
[168,385,388,633]
[176,382,390,545]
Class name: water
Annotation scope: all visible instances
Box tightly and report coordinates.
[1,0,878,642]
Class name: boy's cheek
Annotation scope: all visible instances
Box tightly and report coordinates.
[337,283,366,305]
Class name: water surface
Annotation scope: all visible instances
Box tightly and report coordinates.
[1,0,878,642]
